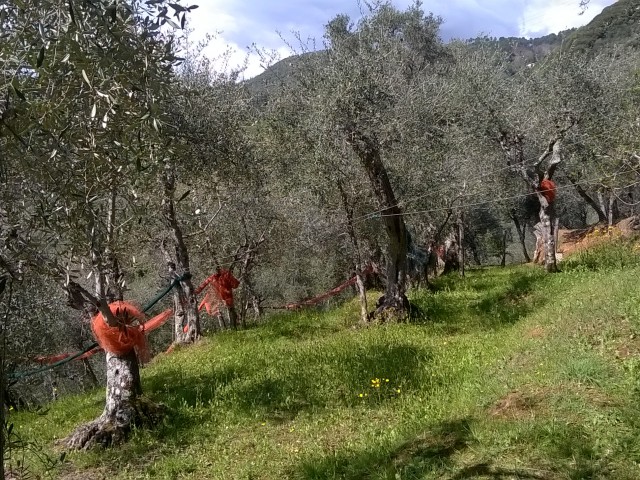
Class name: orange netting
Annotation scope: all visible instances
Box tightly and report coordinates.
[91,301,150,363]
[29,271,233,367]
[34,310,173,365]
[33,352,73,365]
[142,308,173,332]
[283,265,374,310]
[540,179,557,204]
[198,269,240,316]
[77,346,102,360]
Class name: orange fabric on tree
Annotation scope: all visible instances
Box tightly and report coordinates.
[142,308,173,332]
[77,346,102,360]
[215,269,240,306]
[198,269,240,316]
[34,352,72,365]
[539,179,557,204]
[283,265,375,310]
[91,301,150,363]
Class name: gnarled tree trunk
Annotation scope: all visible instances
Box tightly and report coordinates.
[161,164,201,344]
[539,197,558,272]
[65,351,141,449]
[348,132,409,320]
[64,196,161,449]
[499,121,574,273]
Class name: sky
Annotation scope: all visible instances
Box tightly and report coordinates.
[185,0,618,79]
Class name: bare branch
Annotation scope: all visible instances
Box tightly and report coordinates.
[65,279,119,327]
[184,199,224,238]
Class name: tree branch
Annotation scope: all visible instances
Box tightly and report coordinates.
[65,279,119,327]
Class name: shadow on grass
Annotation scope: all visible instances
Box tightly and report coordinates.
[141,341,434,438]
[298,417,607,480]
[413,268,547,332]
[296,418,473,479]
[253,312,345,341]
[449,462,549,479]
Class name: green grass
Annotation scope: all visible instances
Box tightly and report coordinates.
[9,248,640,479]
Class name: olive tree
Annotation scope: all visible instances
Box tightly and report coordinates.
[271,2,449,319]
[1,0,195,448]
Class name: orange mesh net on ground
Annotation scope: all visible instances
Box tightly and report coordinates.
[91,301,150,363]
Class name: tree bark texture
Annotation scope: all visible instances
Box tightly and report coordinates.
[501,229,508,267]
[348,133,409,319]
[571,181,607,223]
[64,351,162,449]
[457,211,465,277]
[510,210,531,263]
[161,165,201,344]
[539,198,558,273]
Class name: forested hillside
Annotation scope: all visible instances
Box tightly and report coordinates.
[566,0,640,52]
[1,0,639,477]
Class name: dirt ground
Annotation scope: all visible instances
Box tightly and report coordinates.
[556,215,640,259]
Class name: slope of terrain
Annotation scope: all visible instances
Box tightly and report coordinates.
[8,240,640,479]
[565,0,640,53]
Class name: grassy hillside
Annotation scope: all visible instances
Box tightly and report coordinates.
[9,241,640,479]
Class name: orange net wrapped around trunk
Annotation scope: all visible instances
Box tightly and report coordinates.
[91,301,150,363]
[539,179,557,204]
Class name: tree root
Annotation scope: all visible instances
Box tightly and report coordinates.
[62,397,166,450]
[369,294,411,322]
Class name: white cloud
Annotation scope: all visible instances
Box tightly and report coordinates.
[184,1,307,79]
[184,0,618,78]
[519,0,616,38]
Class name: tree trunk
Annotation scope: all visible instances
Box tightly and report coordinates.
[104,186,124,302]
[161,164,201,344]
[354,270,369,324]
[511,212,531,263]
[442,233,460,274]
[64,297,150,449]
[457,211,465,277]
[571,182,607,223]
[501,229,508,267]
[533,223,543,264]
[337,180,369,323]
[608,192,615,227]
[348,134,408,320]
[64,351,162,449]
[64,199,159,450]
[0,278,9,480]
[539,199,558,273]
[500,124,573,274]
[251,293,263,320]
[598,189,608,223]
